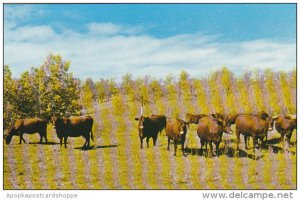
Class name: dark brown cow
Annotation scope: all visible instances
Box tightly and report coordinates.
[165,119,188,156]
[4,118,48,145]
[52,116,93,148]
[236,111,273,153]
[273,115,296,144]
[135,114,166,149]
[197,113,232,156]
[185,113,207,124]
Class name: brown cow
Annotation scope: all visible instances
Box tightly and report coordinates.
[185,113,207,124]
[197,113,232,156]
[273,115,296,145]
[135,114,166,149]
[165,118,188,156]
[4,118,48,145]
[236,111,273,153]
[52,116,94,148]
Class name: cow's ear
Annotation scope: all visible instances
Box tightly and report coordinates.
[134,117,140,121]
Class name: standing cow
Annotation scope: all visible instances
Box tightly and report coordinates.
[273,115,296,145]
[235,112,273,153]
[52,116,94,148]
[165,118,188,156]
[4,118,48,145]
[135,114,166,149]
[197,113,232,157]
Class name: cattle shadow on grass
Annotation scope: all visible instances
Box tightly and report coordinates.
[184,147,264,160]
[28,142,60,145]
[74,144,119,151]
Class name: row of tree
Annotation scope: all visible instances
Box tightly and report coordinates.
[4,54,296,128]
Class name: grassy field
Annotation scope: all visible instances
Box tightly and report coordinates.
[3,68,297,189]
[3,97,296,189]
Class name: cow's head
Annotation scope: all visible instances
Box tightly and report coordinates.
[4,127,15,145]
[212,113,233,134]
[135,116,146,138]
[259,112,273,131]
[177,119,188,135]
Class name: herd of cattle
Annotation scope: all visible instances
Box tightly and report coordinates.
[3,110,296,157]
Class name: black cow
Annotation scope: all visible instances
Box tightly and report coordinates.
[135,114,166,149]
[52,116,94,148]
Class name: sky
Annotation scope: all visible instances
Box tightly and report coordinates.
[4,4,296,81]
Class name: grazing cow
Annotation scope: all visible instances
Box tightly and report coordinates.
[135,114,166,149]
[165,119,188,156]
[4,118,48,145]
[52,116,93,148]
[273,115,296,144]
[235,111,273,153]
[197,113,232,156]
[185,113,207,125]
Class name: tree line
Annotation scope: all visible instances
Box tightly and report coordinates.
[4,53,296,128]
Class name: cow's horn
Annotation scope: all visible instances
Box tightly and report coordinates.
[140,106,143,116]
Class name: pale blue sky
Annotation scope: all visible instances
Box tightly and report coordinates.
[4,4,296,80]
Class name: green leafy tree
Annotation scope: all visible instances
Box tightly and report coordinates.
[35,54,81,118]
[3,65,18,128]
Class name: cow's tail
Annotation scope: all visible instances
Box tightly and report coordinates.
[90,129,94,141]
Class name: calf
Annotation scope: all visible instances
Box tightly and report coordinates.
[4,118,48,145]
[165,119,188,156]
[52,116,94,148]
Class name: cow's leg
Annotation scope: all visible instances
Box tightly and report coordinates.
[153,135,157,146]
[286,131,292,146]
[215,141,220,155]
[146,137,150,148]
[208,141,213,157]
[236,130,240,152]
[181,140,186,156]
[174,140,177,156]
[44,132,48,144]
[19,134,25,144]
[40,129,48,144]
[39,133,43,143]
[140,138,143,149]
[86,135,90,147]
[199,139,203,155]
[59,137,63,146]
[252,136,256,154]
[19,135,22,144]
[167,138,170,151]
[244,135,248,150]
[64,137,68,148]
